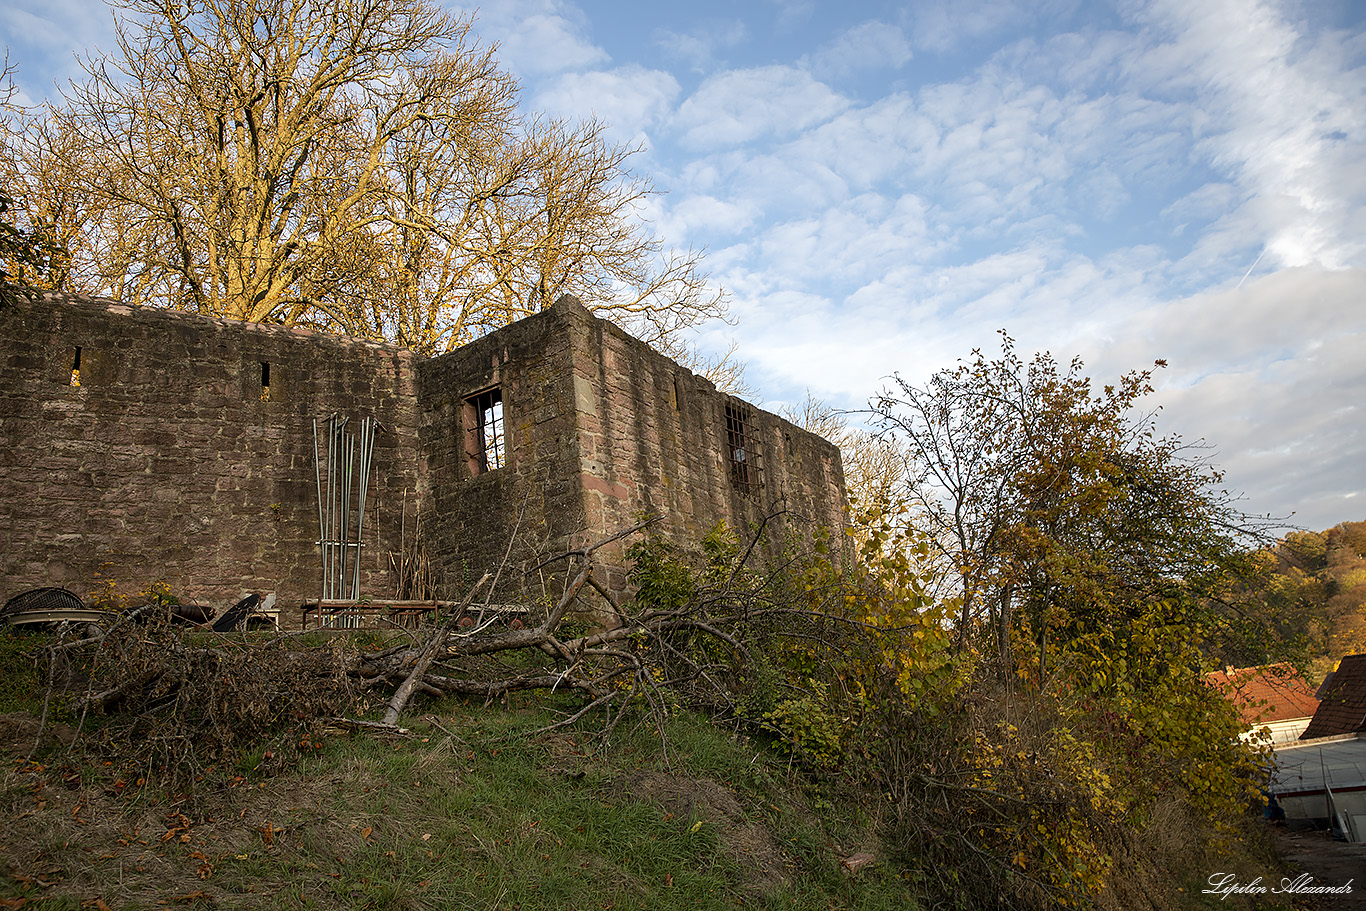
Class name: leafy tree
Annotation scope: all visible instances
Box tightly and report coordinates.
[0,0,726,359]
[859,337,1277,907]
[869,332,1273,670]
[1215,521,1366,673]
[1322,522,1366,656]
[1282,529,1328,571]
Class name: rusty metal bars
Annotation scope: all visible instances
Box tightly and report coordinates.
[313,415,377,625]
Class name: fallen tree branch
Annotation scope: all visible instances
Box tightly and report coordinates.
[381,573,491,726]
[421,671,611,701]
[330,717,411,737]
[45,514,822,780]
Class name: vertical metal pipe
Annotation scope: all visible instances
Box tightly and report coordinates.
[365,419,374,601]
[334,419,343,604]
[344,431,355,599]
[328,416,338,601]
[323,417,333,602]
[352,417,372,601]
[313,418,325,610]
[355,421,364,602]
[344,438,351,603]
[337,417,349,602]
[332,418,339,603]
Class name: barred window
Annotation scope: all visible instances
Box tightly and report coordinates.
[464,388,504,475]
[725,402,752,494]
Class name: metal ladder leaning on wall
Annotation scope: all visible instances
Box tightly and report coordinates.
[313,414,378,627]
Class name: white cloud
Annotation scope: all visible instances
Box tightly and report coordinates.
[659,95,932,233]
[1027,28,1133,88]
[2,0,119,102]
[1086,267,1366,529]
[693,149,854,220]
[807,21,912,80]
[530,65,680,140]
[1129,0,1366,270]
[2,5,72,49]
[653,20,747,72]
[769,0,816,32]
[908,0,1038,54]
[659,194,758,241]
[721,241,1146,413]
[672,65,850,149]
[458,0,607,77]
[908,76,1074,222]
[747,194,936,289]
[1162,183,1240,227]
[779,95,931,191]
[1051,91,1191,187]
[1101,267,1364,382]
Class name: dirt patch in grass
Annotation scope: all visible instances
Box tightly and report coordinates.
[0,746,391,909]
[624,769,791,897]
[0,711,76,758]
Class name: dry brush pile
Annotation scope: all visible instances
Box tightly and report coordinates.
[17,518,846,786]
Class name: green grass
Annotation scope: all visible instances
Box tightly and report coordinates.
[0,667,913,911]
[0,629,55,715]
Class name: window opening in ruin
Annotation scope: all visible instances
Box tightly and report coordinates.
[69,347,81,387]
[465,388,505,475]
[725,402,752,494]
[671,377,681,410]
[260,361,271,401]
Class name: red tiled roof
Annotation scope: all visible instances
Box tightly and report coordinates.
[1206,663,1320,725]
[1299,654,1366,740]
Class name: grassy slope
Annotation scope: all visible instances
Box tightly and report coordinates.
[0,660,912,911]
[0,629,1305,911]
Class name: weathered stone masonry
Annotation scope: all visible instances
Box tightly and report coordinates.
[0,294,423,612]
[0,293,846,624]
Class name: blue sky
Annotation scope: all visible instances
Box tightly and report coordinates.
[3,0,1364,532]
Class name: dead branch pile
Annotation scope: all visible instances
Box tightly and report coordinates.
[45,612,357,781]
[28,517,856,783]
[356,518,771,735]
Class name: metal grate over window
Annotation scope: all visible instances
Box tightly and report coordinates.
[467,388,504,474]
[725,401,752,494]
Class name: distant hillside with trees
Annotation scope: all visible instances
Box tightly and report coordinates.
[1224,521,1366,682]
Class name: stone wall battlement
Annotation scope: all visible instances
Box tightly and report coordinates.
[0,293,845,624]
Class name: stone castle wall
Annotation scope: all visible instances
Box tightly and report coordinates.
[0,293,846,624]
[563,301,846,587]
[0,294,423,615]
[416,303,587,604]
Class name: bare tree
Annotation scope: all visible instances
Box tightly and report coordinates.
[869,364,1018,652]
[2,0,727,359]
[782,390,907,523]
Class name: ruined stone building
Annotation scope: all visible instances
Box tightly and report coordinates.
[0,292,846,626]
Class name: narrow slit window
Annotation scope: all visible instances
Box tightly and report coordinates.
[260,361,271,401]
[725,402,751,494]
[465,388,504,475]
[69,347,82,387]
